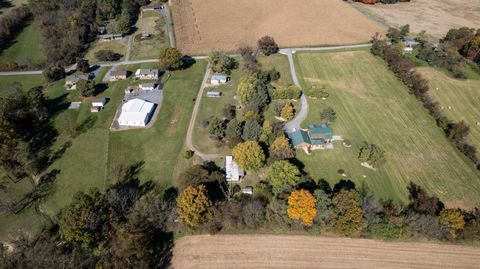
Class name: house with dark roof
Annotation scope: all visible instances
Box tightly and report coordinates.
[287,124,333,152]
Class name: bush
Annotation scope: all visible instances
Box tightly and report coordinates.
[94,50,122,62]
[183,150,194,159]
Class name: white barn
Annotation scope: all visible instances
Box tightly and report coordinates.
[211,74,228,84]
[118,98,155,127]
[225,155,244,182]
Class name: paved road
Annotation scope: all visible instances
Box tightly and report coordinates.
[185,63,221,161]
[280,43,372,132]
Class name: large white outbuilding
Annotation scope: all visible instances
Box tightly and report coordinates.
[118,98,155,127]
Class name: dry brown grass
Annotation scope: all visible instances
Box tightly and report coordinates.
[172,235,480,269]
[355,0,480,39]
[171,0,385,55]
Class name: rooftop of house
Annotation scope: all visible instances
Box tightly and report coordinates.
[135,69,158,76]
[110,70,127,76]
[288,124,333,147]
[66,74,89,83]
[226,155,245,181]
[212,74,228,80]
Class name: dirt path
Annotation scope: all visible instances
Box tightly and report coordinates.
[185,62,221,161]
[172,234,480,269]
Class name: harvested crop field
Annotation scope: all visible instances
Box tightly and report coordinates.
[171,0,385,55]
[172,235,480,269]
[355,0,480,39]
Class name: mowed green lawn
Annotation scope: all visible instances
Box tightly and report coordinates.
[192,54,293,155]
[1,60,207,239]
[130,11,169,60]
[294,50,480,208]
[0,20,45,65]
[418,67,480,154]
[0,74,44,95]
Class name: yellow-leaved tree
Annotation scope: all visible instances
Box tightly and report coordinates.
[439,208,465,238]
[176,184,212,229]
[287,189,317,226]
[232,141,265,171]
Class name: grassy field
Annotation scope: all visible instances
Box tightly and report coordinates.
[293,50,480,208]
[418,67,480,154]
[85,40,127,63]
[107,61,207,186]
[192,54,293,155]
[0,60,207,239]
[0,20,45,65]
[130,11,169,60]
[0,74,44,95]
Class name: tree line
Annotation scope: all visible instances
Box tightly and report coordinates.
[371,37,479,170]
[28,0,147,66]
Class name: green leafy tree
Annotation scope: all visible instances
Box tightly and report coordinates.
[43,65,65,82]
[358,142,386,168]
[232,141,265,172]
[225,118,243,141]
[237,75,261,105]
[77,79,96,97]
[209,50,238,75]
[176,184,212,229]
[332,189,364,236]
[208,117,226,140]
[268,160,301,192]
[259,120,273,143]
[321,107,336,123]
[242,119,262,141]
[59,188,110,250]
[158,46,183,70]
[313,189,333,226]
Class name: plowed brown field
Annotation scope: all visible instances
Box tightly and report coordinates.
[172,235,480,269]
[171,0,385,55]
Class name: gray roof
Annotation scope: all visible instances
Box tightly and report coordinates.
[125,89,162,105]
[66,74,89,83]
[136,69,158,76]
[212,74,227,80]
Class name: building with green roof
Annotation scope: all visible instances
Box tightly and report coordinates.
[287,124,333,152]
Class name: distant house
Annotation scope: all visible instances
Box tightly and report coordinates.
[91,98,106,113]
[288,124,333,152]
[135,69,159,80]
[141,4,163,12]
[207,91,221,97]
[242,186,253,195]
[118,98,155,127]
[97,34,123,41]
[65,74,89,90]
[109,70,128,81]
[211,74,228,84]
[402,37,420,47]
[139,83,156,91]
[225,155,245,182]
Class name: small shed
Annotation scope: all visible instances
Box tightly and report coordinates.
[211,74,228,84]
[92,98,106,108]
[242,186,253,195]
[139,83,156,91]
[207,91,221,97]
[403,46,413,54]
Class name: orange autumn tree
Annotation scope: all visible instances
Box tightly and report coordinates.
[177,184,212,229]
[287,189,317,226]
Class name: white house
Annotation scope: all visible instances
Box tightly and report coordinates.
[65,74,89,90]
[118,98,155,127]
[211,74,228,84]
[139,83,156,91]
[92,97,106,108]
[135,69,159,80]
[225,155,244,182]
